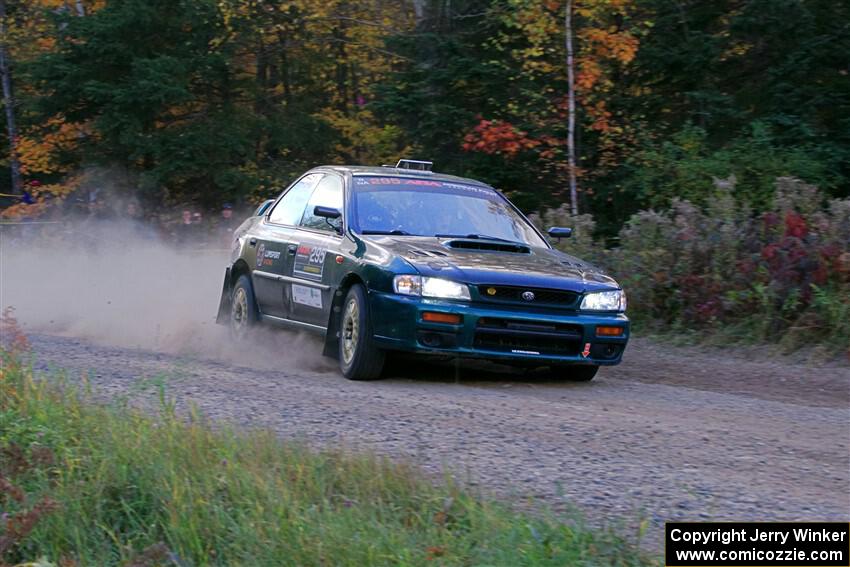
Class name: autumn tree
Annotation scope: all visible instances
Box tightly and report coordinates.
[0,0,22,195]
[3,0,845,229]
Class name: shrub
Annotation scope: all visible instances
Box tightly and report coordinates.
[624,123,838,212]
[537,177,850,355]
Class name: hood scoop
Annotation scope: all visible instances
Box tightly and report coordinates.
[406,247,448,258]
[445,239,531,254]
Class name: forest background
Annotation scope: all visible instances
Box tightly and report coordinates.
[1,0,848,352]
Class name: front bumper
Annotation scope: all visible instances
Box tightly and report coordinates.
[369,291,629,366]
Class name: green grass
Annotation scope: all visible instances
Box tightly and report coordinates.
[0,349,655,567]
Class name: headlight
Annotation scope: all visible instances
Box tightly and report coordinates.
[422,277,470,300]
[393,275,470,300]
[580,290,626,312]
[393,274,422,295]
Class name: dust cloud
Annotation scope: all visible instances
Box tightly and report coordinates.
[0,221,334,372]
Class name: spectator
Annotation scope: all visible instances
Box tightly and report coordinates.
[173,209,197,244]
[192,210,210,247]
[216,202,240,248]
[124,200,142,221]
[122,199,157,241]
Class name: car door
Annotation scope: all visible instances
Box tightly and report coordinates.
[287,173,345,327]
[252,173,323,318]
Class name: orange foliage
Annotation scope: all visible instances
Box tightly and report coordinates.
[576,57,603,91]
[578,27,638,65]
[585,100,613,132]
[462,119,541,157]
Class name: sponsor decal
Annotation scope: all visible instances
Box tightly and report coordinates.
[261,248,281,267]
[292,284,323,309]
[581,343,591,358]
[293,244,327,281]
[255,243,265,268]
[511,349,540,355]
[352,177,494,197]
[354,177,441,187]
[256,243,281,267]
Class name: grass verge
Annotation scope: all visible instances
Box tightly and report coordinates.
[0,341,654,566]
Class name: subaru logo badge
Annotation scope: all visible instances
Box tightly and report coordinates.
[521,291,535,301]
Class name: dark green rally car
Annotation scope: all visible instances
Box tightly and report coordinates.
[216,160,629,381]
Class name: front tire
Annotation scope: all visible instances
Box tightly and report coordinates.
[339,284,385,380]
[230,274,259,340]
[548,364,599,382]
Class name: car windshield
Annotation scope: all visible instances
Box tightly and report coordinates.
[350,176,547,247]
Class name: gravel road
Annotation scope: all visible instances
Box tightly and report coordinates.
[26,331,850,550]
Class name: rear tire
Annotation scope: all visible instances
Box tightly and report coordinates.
[339,284,385,380]
[230,274,259,340]
[548,364,599,382]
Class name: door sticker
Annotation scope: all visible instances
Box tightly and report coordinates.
[292,284,323,309]
[255,243,282,268]
[293,244,327,281]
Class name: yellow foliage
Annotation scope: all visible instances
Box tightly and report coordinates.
[0,177,79,219]
[17,118,86,176]
[322,109,413,166]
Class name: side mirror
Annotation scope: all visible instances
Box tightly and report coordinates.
[314,206,341,219]
[547,227,572,240]
[314,206,343,234]
[255,199,275,217]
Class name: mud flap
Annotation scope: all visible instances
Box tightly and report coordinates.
[215,267,232,325]
[322,337,339,359]
[322,288,344,359]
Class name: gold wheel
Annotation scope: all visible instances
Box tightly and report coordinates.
[231,286,250,338]
[341,297,359,365]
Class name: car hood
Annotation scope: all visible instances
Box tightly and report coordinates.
[361,236,620,293]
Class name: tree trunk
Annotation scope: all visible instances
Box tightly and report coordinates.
[333,25,348,114]
[276,30,293,107]
[74,0,85,17]
[255,39,268,114]
[565,0,578,215]
[0,0,23,196]
[412,0,426,26]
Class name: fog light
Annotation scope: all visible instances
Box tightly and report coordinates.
[420,332,442,347]
[596,326,624,337]
[422,312,462,324]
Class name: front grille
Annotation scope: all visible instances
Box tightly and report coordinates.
[477,285,579,308]
[473,318,583,356]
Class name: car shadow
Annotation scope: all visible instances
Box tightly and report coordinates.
[381,353,586,386]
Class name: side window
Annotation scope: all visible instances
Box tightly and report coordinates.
[300,175,344,233]
[268,173,323,226]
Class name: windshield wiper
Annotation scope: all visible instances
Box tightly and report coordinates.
[435,233,514,242]
[360,229,414,236]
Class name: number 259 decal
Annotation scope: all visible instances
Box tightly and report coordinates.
[293,244,327,281]
[309,247,327,264]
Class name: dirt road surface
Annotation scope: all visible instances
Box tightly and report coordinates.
[27,332,850,551]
